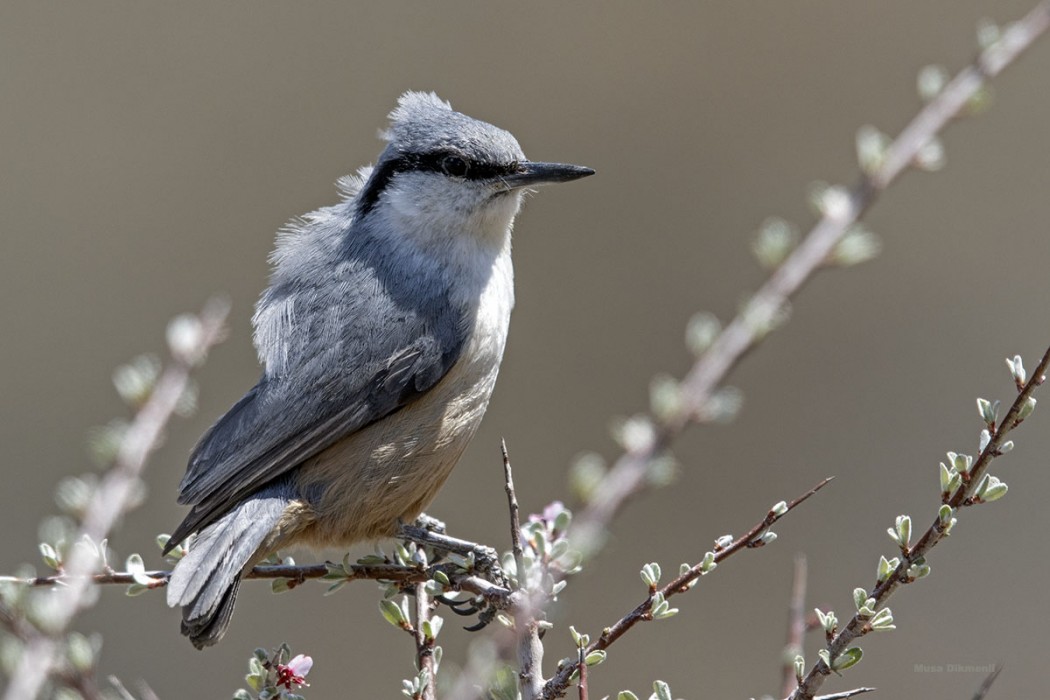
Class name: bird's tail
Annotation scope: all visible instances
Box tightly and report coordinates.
[166,492,289,649]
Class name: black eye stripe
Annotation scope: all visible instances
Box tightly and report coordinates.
[357,150,521,216]
[410,152,518,180]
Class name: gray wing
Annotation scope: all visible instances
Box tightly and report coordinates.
[167,264,468,551]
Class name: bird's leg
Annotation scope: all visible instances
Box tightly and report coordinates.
[397,515,505,585]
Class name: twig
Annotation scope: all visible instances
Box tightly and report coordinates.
[568,0,1050,559]
[542,478,833,698]
[971,665,1003,700]
[414,582,437,700]
[518,614,546,700]
[9,563,514,604]
[791,345,1050,700]
[781,554,808,699]
[2,299,229,700]
[812,689,876,700]
[577,645,588,700]
[503,439,526,592]
[502,440,546,700]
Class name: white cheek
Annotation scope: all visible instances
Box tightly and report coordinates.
[387,178,522,248]
[471,193,523,244]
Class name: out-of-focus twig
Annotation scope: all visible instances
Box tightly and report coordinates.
[781,554,808,699]
[569,0,1050,557]
[2,300,229,700]
[971,665,1003,700]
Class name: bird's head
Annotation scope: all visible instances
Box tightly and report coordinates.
[356,92,593,249]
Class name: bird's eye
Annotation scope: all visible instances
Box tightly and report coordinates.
[441,155,469,178]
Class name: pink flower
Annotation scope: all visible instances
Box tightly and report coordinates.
[529,501,567,525]
[275,654,313,689]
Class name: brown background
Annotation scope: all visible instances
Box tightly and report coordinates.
[3,2,1050,698]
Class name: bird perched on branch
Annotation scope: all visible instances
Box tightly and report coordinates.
[164,91,593,648]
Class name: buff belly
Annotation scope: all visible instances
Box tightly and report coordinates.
[282,332,504,548]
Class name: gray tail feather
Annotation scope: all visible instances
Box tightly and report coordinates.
[166,491,289,649]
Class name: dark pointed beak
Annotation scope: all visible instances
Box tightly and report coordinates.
[500,161,595,189]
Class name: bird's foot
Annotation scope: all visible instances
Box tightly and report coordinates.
[397,521,505,586]
[410,512,447,534]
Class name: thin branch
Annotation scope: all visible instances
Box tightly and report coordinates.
[812,689,876,700]
[577,645,588,700]
[791,345,1050,700]
[542,478,832,698]
[2,299,229,700]
[503,439,526,592]
[517,614,546,700]
[971,665,1003,700]
[502,440,545,700]
[781,554,808,699]
[414,582,437,700]
[568,0,1050,558]
[8,562,514,606]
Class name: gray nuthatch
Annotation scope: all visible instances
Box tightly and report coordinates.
[165,92,593,647]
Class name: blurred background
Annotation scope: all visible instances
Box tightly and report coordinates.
[2,2,1049,698]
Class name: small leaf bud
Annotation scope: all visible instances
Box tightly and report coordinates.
[640,563,661,589]
[856,125,890,175]
[685,312,721,356]
[1006,355,1027,385]
[1017,396,1037,421]
[917,64,950,102]
[752,217,800,269]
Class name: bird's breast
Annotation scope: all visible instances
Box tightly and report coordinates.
[430,247,515,446]
[291,250,515,545]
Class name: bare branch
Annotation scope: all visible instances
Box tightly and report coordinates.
[812,689,876,700]
[503,439,526,592]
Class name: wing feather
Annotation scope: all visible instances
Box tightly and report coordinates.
[167,335,462,551]
[167,230,470,552]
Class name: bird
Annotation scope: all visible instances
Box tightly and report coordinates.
[164,91,593,648]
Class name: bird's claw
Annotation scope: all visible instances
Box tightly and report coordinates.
[412,513,447,534]
[396,522,507,587]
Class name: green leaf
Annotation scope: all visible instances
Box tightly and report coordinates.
[380,599,407,628]
[652,680,673,700]
[39,543,61,571]
[584,649,607,666]
[831,647,863,673]
[125,583,149,597]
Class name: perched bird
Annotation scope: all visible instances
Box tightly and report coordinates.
[165,91,593,648]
